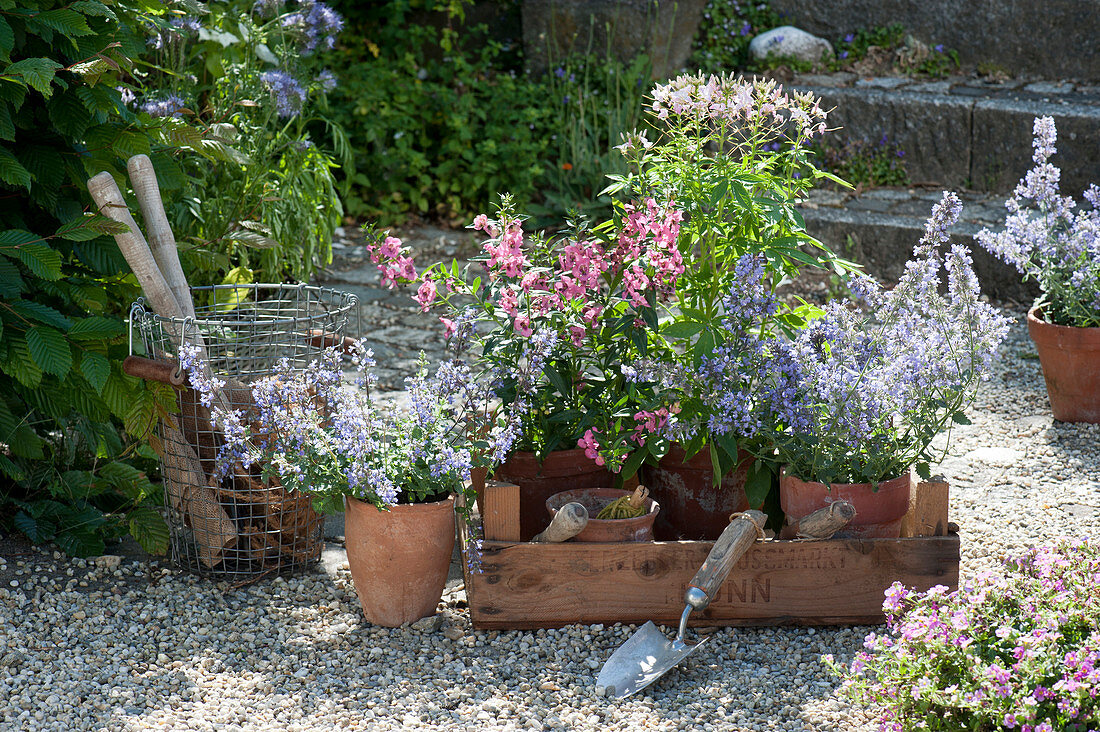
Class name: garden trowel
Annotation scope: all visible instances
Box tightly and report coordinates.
[596,510,766,699]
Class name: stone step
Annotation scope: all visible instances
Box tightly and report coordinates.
[799,188,1038,303]
[772,0,1100,82]
[791,72,1100,194]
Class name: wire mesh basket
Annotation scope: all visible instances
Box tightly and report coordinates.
[130,283,359,580]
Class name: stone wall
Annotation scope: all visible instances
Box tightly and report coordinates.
[771,0,1100,81]
[521,0,705,79]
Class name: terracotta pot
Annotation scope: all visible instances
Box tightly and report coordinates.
[779,469,911,539]
[1027,307,1100,423]
[639,444,751,540]
[344,495,455,627]
[493,448,614,541]
[545,488,659,542]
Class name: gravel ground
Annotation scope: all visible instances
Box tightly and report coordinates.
[2,307,1098,731]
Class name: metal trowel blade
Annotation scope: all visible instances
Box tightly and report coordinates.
[596,621,709,699]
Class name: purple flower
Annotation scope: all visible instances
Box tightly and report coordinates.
[843,33,855,43]
[139,94,187,118]
[253,0,282,17]
[260,70,307,117]
[281,0,344,56]
[316,69,337,92]
[933,43,945,53]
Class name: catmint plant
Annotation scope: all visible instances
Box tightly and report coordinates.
[828,538,1100,732]
[760,192,1009,484]
[365,194,686,475]
[977,116,1100,328]
[181,344,511,522]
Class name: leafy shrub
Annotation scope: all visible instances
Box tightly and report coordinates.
[328,0,553,225]
[0,0,184,555]
[829,538,1100,731]
[130,0,348,290]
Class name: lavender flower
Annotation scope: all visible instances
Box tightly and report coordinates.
[252,0,283,17]
[977,116,1100,327]
[139,94,187,118]
[260,70,306,118]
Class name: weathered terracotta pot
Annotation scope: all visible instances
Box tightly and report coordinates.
[639,444,751,540]
[1027,307,1100,423]
[545,488,659,542]
[779,469,911,539]
[494,448,614,541]
[344,495,455,627]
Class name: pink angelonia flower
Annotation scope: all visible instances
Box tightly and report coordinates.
[380,236,403,259]
[415,278,437,312]
[569,325,586,347]
[395,255,417,281]
[472,213,490,232]
[520,271,546,293]
[440,317,455,339]
[577,428,604,465]
[498,287,520,317]
[582,304,603,326]
[513,314,533,337]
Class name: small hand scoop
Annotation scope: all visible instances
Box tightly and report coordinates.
[597,510,767,699]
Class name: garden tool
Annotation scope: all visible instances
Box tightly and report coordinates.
[597,509,766,699]
[532,502,588,543]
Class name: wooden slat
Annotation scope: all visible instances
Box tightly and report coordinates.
[466,534,960,629]
[900,478,950,537]
[480,481,521,542]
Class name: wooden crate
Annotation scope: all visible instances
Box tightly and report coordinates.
[462,479,959,630]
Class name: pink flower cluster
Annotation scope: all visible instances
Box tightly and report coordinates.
[631,407,674,445]
[649,73,828,138]
[577,428,627,470]
[367,236,418,289]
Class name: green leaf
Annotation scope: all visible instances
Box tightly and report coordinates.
[2,58,63,98]
[0,256,22,296]
[0,18,13,62]
[128,505,168,555]
[26,325,72,377]
[29,9,94,37]
[661,320,705,340]
[124,390,158,439]
[68,315,123,340]
[1,335,42,387]
[71,1,118,21]
[916,462,931,480]
[11,243,62,280]
[0,146,31,188]
[47,90,94,139]
[950,412,972,425]
[14,511,48,543]
[0,454,23,481]
[0,102,13,141]
[11,300,71,330]
[744,461,772,510]
[55,523,106,558]
[80,351,110,394]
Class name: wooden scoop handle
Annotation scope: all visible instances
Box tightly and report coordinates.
[685,509,767,610]
[532,502,589,543]
[127,154,195,318]
[87,171,184,322]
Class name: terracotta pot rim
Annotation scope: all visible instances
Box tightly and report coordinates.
[345,494,455,512]
[779,466,911,490]
[1028,306,1100,333]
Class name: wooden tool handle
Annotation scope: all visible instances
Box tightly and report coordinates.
[307,329,360,354]
[122,355,187,387]
[532,502,589,543]
[127,154,195,319]
[779,500,856,540]
[87,172,183,322]
[686,509,766,610]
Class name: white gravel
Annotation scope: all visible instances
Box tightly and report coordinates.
[2,307,1098,731]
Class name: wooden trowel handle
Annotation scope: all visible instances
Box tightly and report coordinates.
[532,502,588,543]
[685,509,766,610]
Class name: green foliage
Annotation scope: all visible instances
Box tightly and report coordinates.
[812,134,909,189]
[690,0,782,73]
[531,53,652,224]
[132,0,348,289]
[328,1,553,225]
[0,0,183,556]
